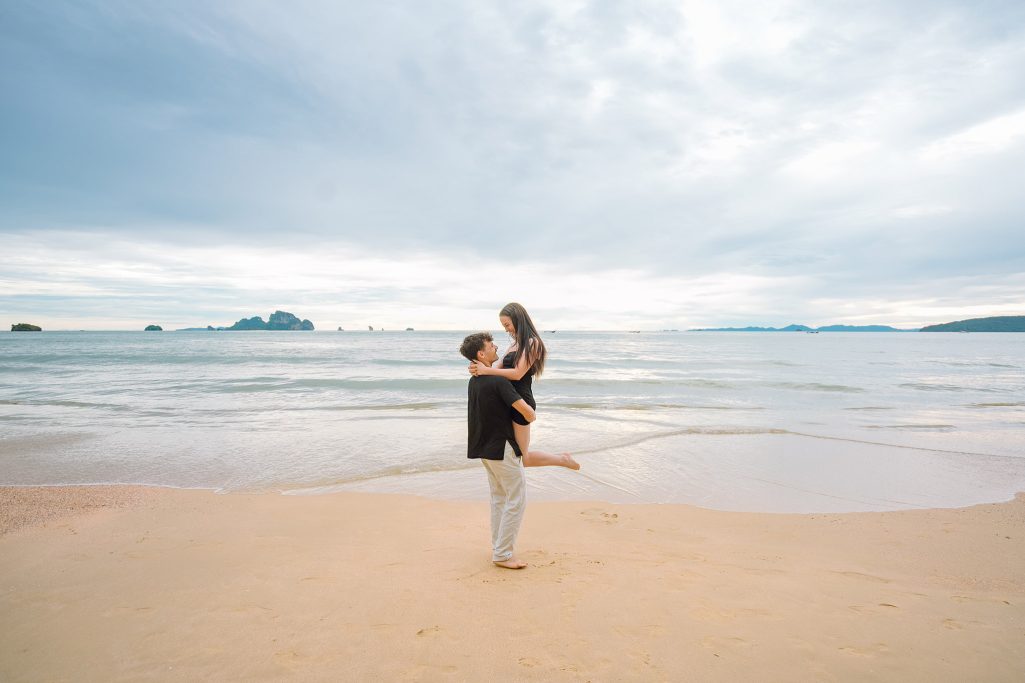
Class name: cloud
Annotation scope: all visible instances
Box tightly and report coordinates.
[3,231,1023,331]
[921,107,1025,163]
[2,0,1024,327]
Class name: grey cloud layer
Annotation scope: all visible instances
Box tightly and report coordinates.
[2,0,1024,323]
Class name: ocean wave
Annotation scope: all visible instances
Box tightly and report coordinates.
[571,426,790,456]
[182,377,467,393]
[785,430,1016,459]
[549,401,763,411]
[573,426,1016,461]
[373,358,463,367]
[280,461,481,494]
[0,398,130,411]
[763,381,865,393]
[927,360,1022,369]
[864,424,957,431]
[545,378,738,390]
[900,382,1006,393]
[287,401,451,412]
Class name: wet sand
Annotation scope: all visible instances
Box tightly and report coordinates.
[1,486,1023,681]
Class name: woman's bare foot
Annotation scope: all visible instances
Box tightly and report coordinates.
[562,453,581,470]
[494,558,528,569]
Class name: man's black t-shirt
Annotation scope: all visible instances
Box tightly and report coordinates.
[467,375,523,460]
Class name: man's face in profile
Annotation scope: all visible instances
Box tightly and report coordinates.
[477,339,499,367]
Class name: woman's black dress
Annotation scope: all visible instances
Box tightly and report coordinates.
[503,351,536,426]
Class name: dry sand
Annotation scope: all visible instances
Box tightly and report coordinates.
[1,485,1023,682]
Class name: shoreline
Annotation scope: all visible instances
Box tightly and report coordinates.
[3,481,1024,536]
[2,485,1023,681]
[7,427,1023,515]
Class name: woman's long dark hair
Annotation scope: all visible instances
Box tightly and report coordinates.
[500,302,546,378]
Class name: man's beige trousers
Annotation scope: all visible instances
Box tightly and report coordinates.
[481,444,526,562]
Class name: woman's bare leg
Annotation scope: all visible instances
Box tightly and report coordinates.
[515,422,580,470]
[513,422,531,459]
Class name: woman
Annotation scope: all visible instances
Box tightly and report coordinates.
[469,302,580,470]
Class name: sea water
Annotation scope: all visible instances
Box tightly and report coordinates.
[1,330,1023,512]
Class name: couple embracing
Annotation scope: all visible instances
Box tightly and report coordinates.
[460,303,579,570]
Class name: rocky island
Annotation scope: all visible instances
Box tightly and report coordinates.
[144,325,163,331]
[11,323,42,331]
[227,311,314,331]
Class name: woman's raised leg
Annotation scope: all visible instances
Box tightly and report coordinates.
[515,422,580,470]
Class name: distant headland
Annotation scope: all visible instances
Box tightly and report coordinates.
[691,316,1025,332]
[919,316,1025,332]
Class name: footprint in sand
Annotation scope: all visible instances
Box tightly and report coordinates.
[951,595,1011,606]
[830,570,891,584]
[838,642,889,657]
[700,635,751,652]
[848,603,899,614]
[691,605,774,622]
[629,650,654,668]
[401,663,458,679]
[274,649,306,666]
[299,576,337,584]
[103,606,154,617]
[416,625,442,637]
[224,604,274,615]
[579,508,621,525]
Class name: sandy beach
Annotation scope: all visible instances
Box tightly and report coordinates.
[1,486,1023,682]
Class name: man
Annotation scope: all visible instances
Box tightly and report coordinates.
[460,331,536,570]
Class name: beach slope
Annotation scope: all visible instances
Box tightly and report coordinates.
[1,487,1022,681]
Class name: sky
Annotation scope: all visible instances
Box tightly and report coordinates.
[2,0,1024,331]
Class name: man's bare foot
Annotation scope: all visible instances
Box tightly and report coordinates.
[494,558,528,569]
[562,453,581,470]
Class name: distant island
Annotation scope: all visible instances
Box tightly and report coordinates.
[228,310,314,331]
[144,325,163,331]
[175,311,314,331]
[11,323,42,332]
[920,315,1025,332]
[690,324,912,332]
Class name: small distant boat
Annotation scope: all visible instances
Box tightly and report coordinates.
[337,327,344,331]
[406,327,414,331]
[368,325,373,331]
[806,330,819,334]
[544,330,556,334]
[629,331,641,334]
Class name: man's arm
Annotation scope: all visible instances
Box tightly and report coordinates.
[471,349,532,380]
[494,377,535,423]
[511,398,535,423]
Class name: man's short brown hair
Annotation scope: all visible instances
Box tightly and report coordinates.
[460,331,493,362]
